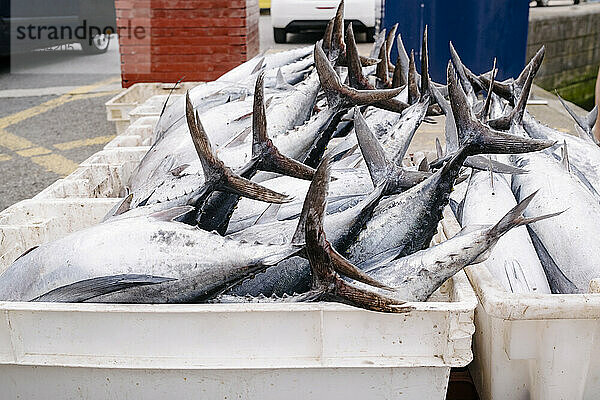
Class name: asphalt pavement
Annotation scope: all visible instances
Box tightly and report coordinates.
[0,39,121,211]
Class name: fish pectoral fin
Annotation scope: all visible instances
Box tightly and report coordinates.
[32,274,176,303]
[102,193,134,222]
[254,203,282,225]
[150,206,195,222]
[464,155,528,175]
[353,107,390,186]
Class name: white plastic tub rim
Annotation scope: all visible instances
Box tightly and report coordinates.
[0,273,476,370]
[105,82,201,122]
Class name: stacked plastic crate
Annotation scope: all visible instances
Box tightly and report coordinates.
[115,0,260,87]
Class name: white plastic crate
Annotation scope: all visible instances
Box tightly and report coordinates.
[105,116,158,149]
[0,200,477,399]
[34,148,148,200]
[0,142,476,400]
[441,208,600,400]
[105,82,200,134]
[128,94,183,125]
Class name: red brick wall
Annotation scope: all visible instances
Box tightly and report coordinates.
[115,0,260,87]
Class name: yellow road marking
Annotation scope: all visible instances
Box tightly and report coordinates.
[0,76,121,176]
[0,77,120,129]
[16,146,52,157]
[30,154,79,177]
[54,134,116,151]
[0,128,35,151]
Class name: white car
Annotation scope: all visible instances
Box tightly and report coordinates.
[271,0,378,44]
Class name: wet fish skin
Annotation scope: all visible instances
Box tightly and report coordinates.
[460,168,551,294]
[0,212,300,303]
[511,151,600,293]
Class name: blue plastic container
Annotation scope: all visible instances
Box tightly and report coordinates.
[382,0,530,82]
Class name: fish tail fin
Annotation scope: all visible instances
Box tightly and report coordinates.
[420,25,430,97]
[251,72,315,181]
[449,42,477,95]
[369,28,386,59]
[395,33,410,87]
[446,63,555,155]
[302,157,411,312]
[488,190,563,238]
[557,93,599,142]
[323,18,334,53]
[385,24,398,64]
[376,38,391,88]
[185,91,291,205]
[480,58,497,122]
[330,0,346,63]
[514,46,545,96]
[315,42,402,109]
[353,107,390,186]
[408,50,420,104]
[291,154,332,245]
[345,23,370,89]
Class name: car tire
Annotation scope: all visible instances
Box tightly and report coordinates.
[274,28,287,44]
[536,0,549,6]
[366,27,376,43]
[80,33,110,54]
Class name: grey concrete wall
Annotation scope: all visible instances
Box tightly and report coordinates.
[527,3,600,109]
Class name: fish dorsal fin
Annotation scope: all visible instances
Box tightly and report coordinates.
[353,107,390,186]
[418,157,430,172]
[102,194,134,222]
[250,57,266,75]
[276,69,295,91]
[292,155,331,245]
[159,77,184,118]
[561,140,571,172]
[150,206,195,222]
